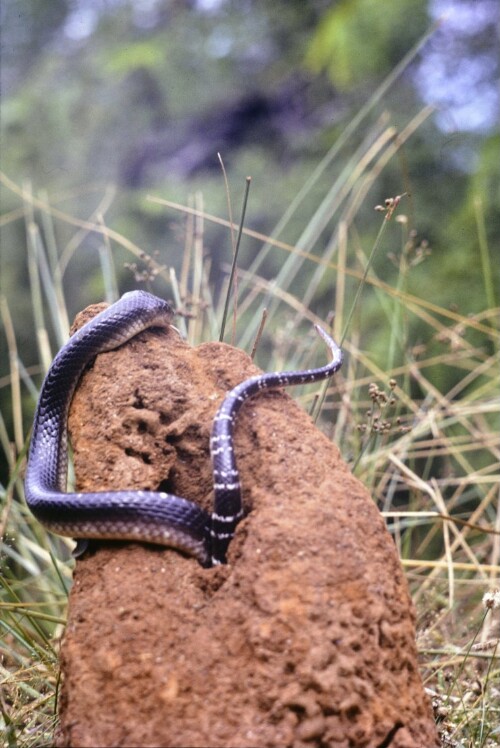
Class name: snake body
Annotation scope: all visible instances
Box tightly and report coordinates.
[25,290,343,567]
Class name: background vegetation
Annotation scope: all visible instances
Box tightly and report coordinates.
[1,0,499,745]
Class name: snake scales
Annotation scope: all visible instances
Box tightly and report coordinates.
[25,290,343,566]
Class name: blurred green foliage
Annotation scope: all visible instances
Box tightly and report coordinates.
[306,0,428,88]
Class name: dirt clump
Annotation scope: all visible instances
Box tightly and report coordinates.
[55,305,439,747]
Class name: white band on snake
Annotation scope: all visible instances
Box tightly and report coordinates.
[25,291,343,567]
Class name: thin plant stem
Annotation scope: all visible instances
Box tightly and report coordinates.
[219,176,251,343]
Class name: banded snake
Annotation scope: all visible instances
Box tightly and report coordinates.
[25,291,343,566]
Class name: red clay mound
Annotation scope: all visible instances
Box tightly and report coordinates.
[55,305,439,748]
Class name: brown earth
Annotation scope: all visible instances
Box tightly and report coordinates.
[55,303,439,748]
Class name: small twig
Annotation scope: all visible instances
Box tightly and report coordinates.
[219,176,252,343]
[309,393,320,417]
[250,308,268,360]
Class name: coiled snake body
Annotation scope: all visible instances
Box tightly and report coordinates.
[25,291,343,567]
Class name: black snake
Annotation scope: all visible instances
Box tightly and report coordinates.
[25,290,343,566]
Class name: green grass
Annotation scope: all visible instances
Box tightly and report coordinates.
[1,118,499,745]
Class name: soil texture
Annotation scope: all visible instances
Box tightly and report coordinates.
[55,303,439,747]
